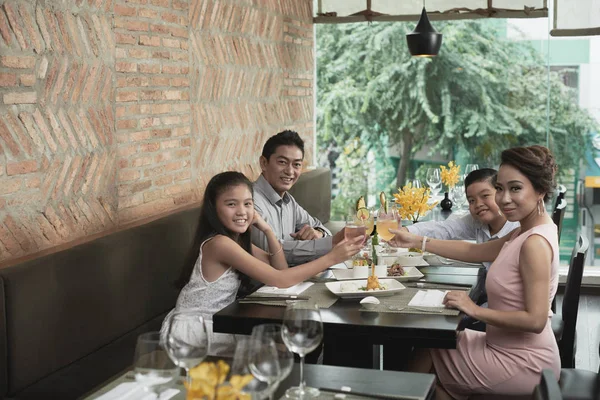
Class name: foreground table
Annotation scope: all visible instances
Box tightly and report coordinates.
[214,264,486,369]
[83,363,436,400]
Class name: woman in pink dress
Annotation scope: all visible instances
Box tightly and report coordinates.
[389,145,560,399]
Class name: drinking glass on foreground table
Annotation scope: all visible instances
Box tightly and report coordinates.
[281,302,324,399]
[251,324,294,400]
[377,206,399,253]
[133,332,180,395]
[163,310,210,385]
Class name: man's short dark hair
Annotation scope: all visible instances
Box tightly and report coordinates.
[261,130,305,160]
[464,168,497,190]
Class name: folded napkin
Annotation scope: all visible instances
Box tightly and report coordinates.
[408,290,448,308]
[255,281,313,296]
[94,382,179,400]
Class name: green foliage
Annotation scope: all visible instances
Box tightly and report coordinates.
[317,19,598,207]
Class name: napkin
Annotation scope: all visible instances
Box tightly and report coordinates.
[408,290,448,308]
[94,382,179,400]
[256,281,313,295]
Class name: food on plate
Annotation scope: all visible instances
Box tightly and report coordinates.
[352,251,372,267]
[388,262,406,276]
[408,247,423,253]
[366,263,384,291]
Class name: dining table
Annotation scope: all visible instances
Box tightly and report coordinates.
[213,256,486,370]
[83,362,437,400]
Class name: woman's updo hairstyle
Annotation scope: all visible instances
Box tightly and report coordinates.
[500,145,558,202]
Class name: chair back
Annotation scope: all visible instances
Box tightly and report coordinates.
[560,234,589,368]
[552,198,567,242]
[533,369,563,400]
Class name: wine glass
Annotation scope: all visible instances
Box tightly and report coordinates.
[230,337,271,398]
[451,181,467,213]
[251,323,294,399]
[163,310,210,385]
[464,164,479,179]
[133,332,180,395]
[248,335,284,400]
[281,302,324,399]
[426,168,442,197]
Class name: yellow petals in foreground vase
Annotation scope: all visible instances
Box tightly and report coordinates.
[186,360,254,400]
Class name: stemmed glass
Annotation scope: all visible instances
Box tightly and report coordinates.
[426,168,442,197]
[451,180,467,214]
[163,310,210,385]
[281,302,324,399]
[464,164,479,179]
[230,337,273,398]
[376,206,399,253]
[133,332,180,395]
[251,324,293,400]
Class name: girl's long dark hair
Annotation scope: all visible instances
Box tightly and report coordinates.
[176,171,256,295]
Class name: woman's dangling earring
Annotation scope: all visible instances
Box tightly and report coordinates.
[537,199,545,216]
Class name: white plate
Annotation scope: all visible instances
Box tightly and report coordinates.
[325,279,406,299]
[332,266,424,281]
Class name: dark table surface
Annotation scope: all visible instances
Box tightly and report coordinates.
[83,362,436,400]
[213,262,486,368]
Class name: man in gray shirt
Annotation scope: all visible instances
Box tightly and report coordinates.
[252,130,345,265]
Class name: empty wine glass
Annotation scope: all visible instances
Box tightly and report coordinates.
[230,337,271,398]
[451,182,467,213]
[281,302,323,399]
[464,164,479,179]
[252,324,294,400]
[164,310,210,385]
[426,168,442,196]
[133,332,180,395]
[249,337,282,400]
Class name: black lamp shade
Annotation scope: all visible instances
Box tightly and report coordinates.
[406,7,442,57]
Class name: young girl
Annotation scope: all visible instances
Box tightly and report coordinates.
[161,171,363,355]
[389,146,560,399]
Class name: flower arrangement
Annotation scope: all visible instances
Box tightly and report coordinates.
[440,161,461,189]
[186,360,254,400]
[393,183,438,223]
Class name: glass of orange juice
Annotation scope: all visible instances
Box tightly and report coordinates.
[377,206,399,252]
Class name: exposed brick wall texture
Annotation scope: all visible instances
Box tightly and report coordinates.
[0,0,314,263]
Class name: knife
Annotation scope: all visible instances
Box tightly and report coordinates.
[318,387,422,400]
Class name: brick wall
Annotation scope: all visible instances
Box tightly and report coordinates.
[0,0,314,263]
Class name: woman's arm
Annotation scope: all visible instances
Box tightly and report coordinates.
[208,234,364,288]
[388,228,515,263]
[444,234,553,333]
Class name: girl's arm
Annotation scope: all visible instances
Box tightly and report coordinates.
[445,234,553,333]
[207,234,364,288]
[251,211,287,270]
[388,228,516,263]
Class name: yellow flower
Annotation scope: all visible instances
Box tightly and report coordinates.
[440,161,460,188]
[186,360,253,400]
[393,183,438,222]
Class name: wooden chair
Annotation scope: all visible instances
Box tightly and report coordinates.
[551,234,589,368]
[552,198,567,242]
[533,370,563,400]
[559,332,600,400]
[550,197,567,313]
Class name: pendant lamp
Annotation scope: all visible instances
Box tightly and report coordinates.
[406,6,442,57]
